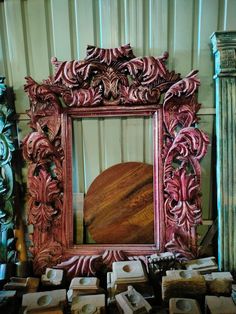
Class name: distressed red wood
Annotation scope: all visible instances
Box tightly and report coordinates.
[22,44,209,276]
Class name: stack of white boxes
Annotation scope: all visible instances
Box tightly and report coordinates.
[68,277,106,314]
[107,260,149,303]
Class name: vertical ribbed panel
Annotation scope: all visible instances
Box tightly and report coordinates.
[0,5,7,77]
[51,0,72,60]
[215,77,236,272]
[73,117,153,193]
[211,31,236,273]
[3,1,29,112]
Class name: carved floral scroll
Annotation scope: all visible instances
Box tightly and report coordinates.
[0,77,17,264]
[23,44,209,276]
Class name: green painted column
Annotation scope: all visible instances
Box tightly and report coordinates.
[211,31,236,273]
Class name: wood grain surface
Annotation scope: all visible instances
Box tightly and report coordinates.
[84,162,154,244]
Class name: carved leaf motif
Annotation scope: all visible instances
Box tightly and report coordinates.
[164,70,200,102]
[165,234,197,259]
[165,168,201,230]
[164,99,201,136]
[51,158,63,182]
[51,57,99,88]
[56,255,102,278]
[32,240,62,275]
[124,55,168,85]
[172,128,210,161]
[61,87,102,107]
[28,169,62,229]
[166,129,210,195]
[0,200,13,230]
[0,77,6,97]
[36,115,61,142]
[102,249,128,269]
[120,85,161,104]
[0,105,15,166]
[22,128,54,163]
[24,77,61,114]
[0,164,13,201]
[123,52,180,89]
[163,71,201,136]
[0,105,14,133]
[0,134,13,167]
[86,44,135,64]
[92,67,129,100]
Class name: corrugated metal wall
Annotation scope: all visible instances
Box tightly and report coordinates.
[1,0,236,112]
[72,117,153,194]
[1,0,236,240]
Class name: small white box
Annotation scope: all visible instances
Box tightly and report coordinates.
[22,289,66,312]
[184,257,218,274]
[166,270,201,279]
[113,261,147,284]
[115,286,151,314]
[68,277,102,302]
[205,296,236,314]
[41,268,63,285]
[169,298,201,314]
[71,294,105,314]
[69,277,99,290]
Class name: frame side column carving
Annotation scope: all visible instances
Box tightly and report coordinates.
[211,31,236,273]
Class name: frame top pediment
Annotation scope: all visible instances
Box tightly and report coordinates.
[26,44,182,107]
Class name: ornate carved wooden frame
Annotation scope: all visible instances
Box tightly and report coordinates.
[23,44,209,277]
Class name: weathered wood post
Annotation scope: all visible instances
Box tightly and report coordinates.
[211,31,236,273]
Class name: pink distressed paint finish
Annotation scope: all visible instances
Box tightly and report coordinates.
[22,44,209,276]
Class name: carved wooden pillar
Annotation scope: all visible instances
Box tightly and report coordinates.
[0,77,16,267]
[211,31,236,273]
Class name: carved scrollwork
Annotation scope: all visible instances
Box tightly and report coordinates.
[0,81,15,231]
[163,71,210,257]
[22,123,63,232]
[86,44,135,64]
[165,168,201,230]
[165,233,196,260]
[163,71,201,136]
[22,127,54,163]
[24,44,180,108]
[0,77,17,264]
[55,255,103,278]
[0,107,15,167]
[23,45,209,274]
[27,169,62,230]
[31,239,63,275]
[23,77,63,222]
[102,249,128,269]
[55,249,148,278]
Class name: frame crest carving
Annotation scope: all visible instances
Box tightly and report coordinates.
[23,44,209,276]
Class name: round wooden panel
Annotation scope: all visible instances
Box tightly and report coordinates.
[84,162,154,244]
